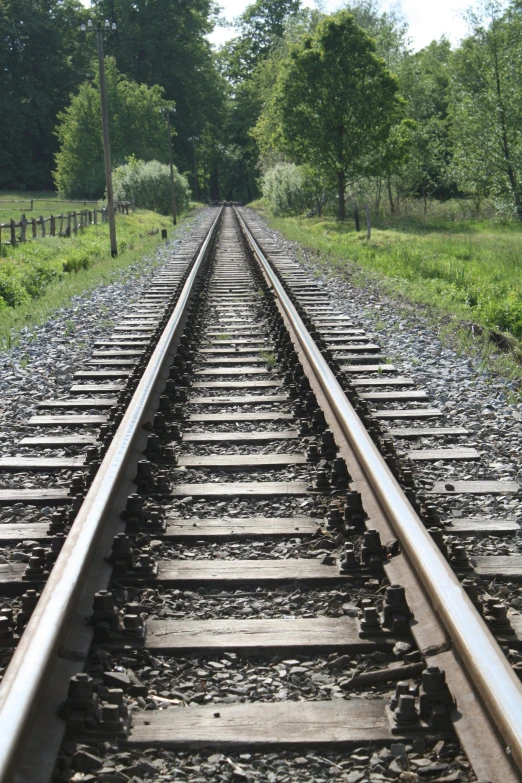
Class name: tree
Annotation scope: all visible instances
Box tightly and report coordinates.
[217,0,304,201]
[0,0,90,189]
[255,11,404,219]
[395,38,454,208]
[54,59,168,198]
[341,0,410,69]
[92,0,224,182]
[221,0,302,83]
[450,1,522,218]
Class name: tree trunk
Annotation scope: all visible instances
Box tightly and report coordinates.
[492,43,521,220]
[387,175,395,214]
[375,179,381,213]
[354,202,360,232]
[337,171,345,221]
[365,204,371,240]
[515,191,522,221]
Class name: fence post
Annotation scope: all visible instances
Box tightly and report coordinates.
[66,213,71,238]
[31,218,37,239]
[353,203,360,232]
[93,209,98,225]
[20,214,27,242]
[30,199,34,212]
[39,215,45,238]
[73,212,78,236]
[50,215,56,237]
[59,214,64,236]
[10,220,16,247]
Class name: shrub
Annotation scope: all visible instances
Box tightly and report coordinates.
[22,260,61,296]
[53,59,168,199]
[62,252,92,273]
[261,163,327,216]
[113,157,191,215]
[0,263,31,307]
[261,163,305,216]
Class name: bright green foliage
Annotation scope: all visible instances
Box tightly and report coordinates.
[395,39,453,206]
[216,0,304,202]
[340,0,409,69]
[0,0,90,190]
[255,11,404,219]
[92,0,223,184]
[261,206,522,339]
[112,158,191,215]
[450,2,522,218]
[53,59,168,198]
[0,206,173,315]
[261,163,304,215]
[221,0,301,82]
[261,162,326,215]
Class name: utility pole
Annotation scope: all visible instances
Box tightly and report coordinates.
[188,136,200,201]
[81,18,118,257]
[160,107,177,225]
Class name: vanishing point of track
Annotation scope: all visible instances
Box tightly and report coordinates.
[0,205,521,781]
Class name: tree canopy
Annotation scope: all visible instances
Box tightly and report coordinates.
[54,59,168,198]
[0,0,90,189]
[6,0,522,220]
[255,11,404,219]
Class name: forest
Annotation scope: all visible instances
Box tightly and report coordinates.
[1,0,522,221]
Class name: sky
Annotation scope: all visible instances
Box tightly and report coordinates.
[208,0,478,51]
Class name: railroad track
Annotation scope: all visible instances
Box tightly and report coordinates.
[0,204,521,782]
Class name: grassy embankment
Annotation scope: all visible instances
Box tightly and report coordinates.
[252,200,522,380]
[0,193,193,349]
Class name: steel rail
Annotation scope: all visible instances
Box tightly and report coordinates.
[235,206,522,776]
[0,206,223,782]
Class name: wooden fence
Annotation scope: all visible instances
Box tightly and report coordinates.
[0,202,131,246]
[0,198,99,214]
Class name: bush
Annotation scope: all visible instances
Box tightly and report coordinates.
[62,252,92,273]
[0,262,31,307]
[54,59,168,199]
[261,163,305,216]
[113,158,191,216]
[261,163,327,216]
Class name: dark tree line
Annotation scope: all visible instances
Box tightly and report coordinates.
[0,0,224,191]
[0,0,89,189]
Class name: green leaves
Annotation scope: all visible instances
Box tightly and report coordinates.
[53,59,169,198]
[255,10,403,218]
[449,3,522,217]
[112,158,191,215]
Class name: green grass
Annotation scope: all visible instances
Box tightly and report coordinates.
[0,204,194,350]
[252,200,522,342]
[0,190,96,223]
[260,349,276,367]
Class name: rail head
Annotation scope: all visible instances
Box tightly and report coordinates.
[234,205,522,777]
[0,206,223,782]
